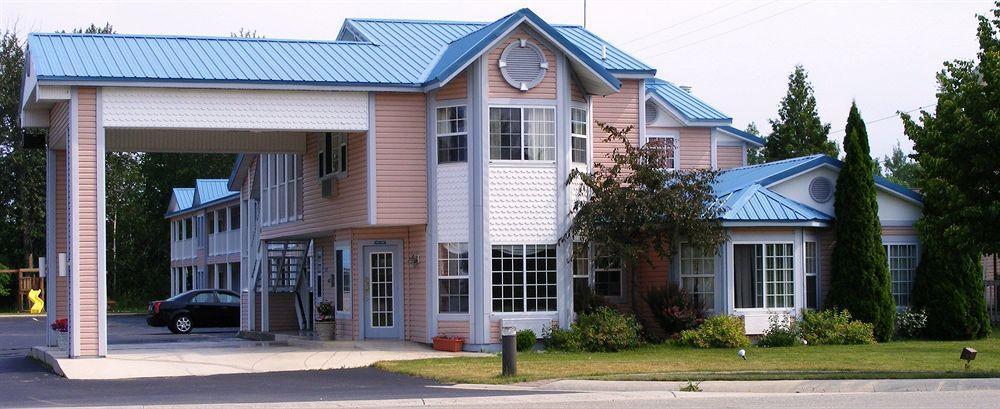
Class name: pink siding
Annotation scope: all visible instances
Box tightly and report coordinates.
[437,320,469,339]
[75,88,100,356]
[261,132,368,239]
[437,69,468,100]
[717,145,745,169]
[351,225,428,342]
[570,75,586,103]
[592,79,640,166]
[487,26,558,100]
[680,128,712,170]
[49,102,69,144]
[374,93,428,226]
[55,149,68,319]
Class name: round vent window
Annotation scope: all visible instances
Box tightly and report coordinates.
[645,101,658,125]
[499,39,548,91]
[809,177,834,203]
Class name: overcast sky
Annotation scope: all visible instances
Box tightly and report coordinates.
[2,0,992,158]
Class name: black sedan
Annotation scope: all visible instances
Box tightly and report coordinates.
[147,289,240,334]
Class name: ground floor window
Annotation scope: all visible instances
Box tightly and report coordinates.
[594,247,622,297]
[334,244,351,312]
[438,243,470,313]
[491,244,557,312]
[805,241,818,309]
[734,243,794,309]
[679,243,716,309]
[572,242,591,299]
[885,243,918,307]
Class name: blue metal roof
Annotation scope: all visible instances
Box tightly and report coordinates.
[646,78,731,123]
[27,8,654,89]
[712,154,923,224]
[717,126,765,147]
[719,184,832,223]
[166,180,238,218]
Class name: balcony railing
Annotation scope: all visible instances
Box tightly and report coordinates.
[209,229,240,256]
[170,238,197,261]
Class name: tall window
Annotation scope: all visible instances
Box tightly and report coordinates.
[734,243,794,309]
[230,205,240,229]
[438,243,469,313]
[571,108,588,164]
[184,218,193,239]
[318,133,347,179]
[489,107,556,161]
[680,243,716,309]
[260,154,301,226]
[594,246,622,297]
[334,244,351,312]
[572,242,591,298]
[491,244,557,312]
[885,243,918,307]
[646,134,677,170]
[437,106,467,163]
[805,241,818,309]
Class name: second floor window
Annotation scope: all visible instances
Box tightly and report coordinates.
[489,107,556,161]
[571,108,588,164]
[260,154,301,226]
[646,134,677,170]
[437,106,467,163]
[318,133,347,179]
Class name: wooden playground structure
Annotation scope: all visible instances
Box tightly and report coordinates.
[1,257,44,313]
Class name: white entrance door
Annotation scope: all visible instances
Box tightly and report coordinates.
[362,245,403,339]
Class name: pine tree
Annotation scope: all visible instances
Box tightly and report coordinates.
[766,65,838,161]
[744,122,767,165]
[826,102,896,341]
[878,142,920,188]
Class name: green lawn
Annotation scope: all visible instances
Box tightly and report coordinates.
[376,330,1000,384]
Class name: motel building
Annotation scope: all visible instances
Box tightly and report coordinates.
[19,8,923,358]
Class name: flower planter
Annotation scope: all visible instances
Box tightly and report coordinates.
[432,336,464,352]
[314,320,336,341]
[55,331,68,350]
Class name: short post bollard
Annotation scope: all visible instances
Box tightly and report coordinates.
[501,325,517,377]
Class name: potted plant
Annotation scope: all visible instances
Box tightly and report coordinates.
[314,301,336,340]
[432,334,464,352]
[51,318,68,350]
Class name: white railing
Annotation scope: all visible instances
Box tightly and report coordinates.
[208,229,240,256]
[170,238,197,261]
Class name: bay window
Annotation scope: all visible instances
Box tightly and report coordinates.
[733,243,794,309]
[436,106,467,163]
[571,108,588,164]
[679,243,716,309]
[489,107,556,161]
[885,243,918,307]
[438,243,470,313]
[491,244,557,312]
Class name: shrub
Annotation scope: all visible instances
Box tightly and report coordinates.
[677,315,750,348]
[573,306,643,352]
[799,309,876,345]
[516,329,536,352]
[756,314,799,348]
[895,309,928,339]
[541,325,580,352]
[574,285,611,314]
[643,283,706,338]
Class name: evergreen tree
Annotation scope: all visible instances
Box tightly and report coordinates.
[826,102,896,341]
[744,122,767,165]
[766,65,838,161]
[901,3,997,340]
[877,142,920,188]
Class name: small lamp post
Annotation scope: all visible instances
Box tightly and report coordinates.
[501,325,517,376]
[961,347,977,370]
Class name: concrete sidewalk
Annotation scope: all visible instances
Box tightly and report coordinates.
[31,339,484,380]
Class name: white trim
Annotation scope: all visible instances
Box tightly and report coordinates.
[638,79,647,148]
[426,90,439,339]
[614,72,656,79]
[487,98,557,106]
[556,53,573,329]
[722,221,829,228]
[97,89,107,356]
[367,92,377,225]
[710,127,718,170]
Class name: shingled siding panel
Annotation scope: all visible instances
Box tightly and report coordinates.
[592,79,640,166]
[375,93,427,226]
[488,26,558,100]
[74,87,100,356]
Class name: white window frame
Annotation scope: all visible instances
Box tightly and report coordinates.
[805,241,819,309]
[436,105,468,164]
[732,241,796,310]
[570,107,589,165]
[490,244,559,313]
[883,242,919,308]
[646,131,679,170]
[593,245,623,299]
[679,243,716,311]
[259,154,301,226]
[437,243,470,314]
[488,106,557,162]
[318,133,348,180]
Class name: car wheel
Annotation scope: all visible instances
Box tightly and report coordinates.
[169,315,193,334]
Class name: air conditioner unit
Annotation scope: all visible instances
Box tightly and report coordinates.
[320,178,338,198]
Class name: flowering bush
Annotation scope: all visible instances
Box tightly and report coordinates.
[51,318,68,332]
[644,283,706,338]
[315,301,335,322]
